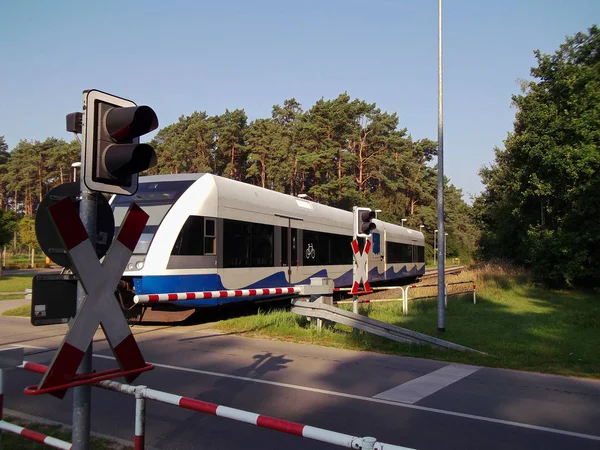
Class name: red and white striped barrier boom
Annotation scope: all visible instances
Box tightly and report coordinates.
[99,380,413,450]
[0,420,72,449]
[134,287,300,304]
[20,361,413,450]
[1,366,71,449]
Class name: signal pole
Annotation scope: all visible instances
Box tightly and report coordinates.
[72,91,95,450]
[437,0,446,332]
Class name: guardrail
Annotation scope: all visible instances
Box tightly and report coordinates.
[336,281,476,316]
[3,361,414,450]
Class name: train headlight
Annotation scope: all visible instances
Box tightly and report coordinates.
[135,261,144,270]
[127,263,134,271]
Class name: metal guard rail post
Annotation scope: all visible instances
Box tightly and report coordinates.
[16,361,414,450]
[403,281,475,314]
[444,281,476,306]
[403,283,438,316]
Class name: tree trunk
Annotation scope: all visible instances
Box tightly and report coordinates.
[230,144,236,179]
[38,156,43,202]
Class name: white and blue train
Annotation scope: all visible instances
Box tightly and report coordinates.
[110,173,425,314]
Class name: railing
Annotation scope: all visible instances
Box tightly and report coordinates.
[336,281,476,316]
[404,281,476,315]
[2,361,414,450]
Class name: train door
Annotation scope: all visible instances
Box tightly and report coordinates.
[411,240,418,265]
[368,231,386,282]
[280,225,298,285]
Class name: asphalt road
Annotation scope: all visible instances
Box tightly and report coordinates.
[1,315,599,450]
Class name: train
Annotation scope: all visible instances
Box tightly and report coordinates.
[109,173,425,318]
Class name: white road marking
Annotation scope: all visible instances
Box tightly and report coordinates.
[9,344,48,350]
[93,353,600,442]
[373,364,481,404]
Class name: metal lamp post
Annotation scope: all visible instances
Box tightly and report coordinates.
[436,0,445,332]
[434,229,438,265]
[444,232,448,265]
[71,162,81,182]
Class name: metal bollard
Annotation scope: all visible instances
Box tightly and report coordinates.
[134,386,147,450]
[473,284,477,304]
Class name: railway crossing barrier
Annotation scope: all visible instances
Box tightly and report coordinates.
[133,287,301,304]
[0,360,415,450]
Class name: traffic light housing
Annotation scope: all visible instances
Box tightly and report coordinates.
[354,207,376,238]
[83,90,159,195]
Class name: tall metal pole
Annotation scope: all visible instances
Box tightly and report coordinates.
[437,0,446,332]
[72,92,95,450]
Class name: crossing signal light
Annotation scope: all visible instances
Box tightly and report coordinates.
[354,207,377,237]
[83,90,159,195]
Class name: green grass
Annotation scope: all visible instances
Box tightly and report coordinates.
[0,275,33,293]
[213,265,600,378]
[3,305,31,316]
[1,416,131,449]
[3,254,49,270]
[0,293,26,300]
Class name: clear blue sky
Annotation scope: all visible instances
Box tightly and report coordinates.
[1,0,598,202]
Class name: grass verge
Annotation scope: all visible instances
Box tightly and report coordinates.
[213,264,600,378]
[1,415,131,449]
[0,293,27,300]
[0,275,33,293]
[3,305,31,317]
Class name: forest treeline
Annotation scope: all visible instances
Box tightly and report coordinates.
[476,25,600,286]
[1,25,598,287]
[0,92,478,262]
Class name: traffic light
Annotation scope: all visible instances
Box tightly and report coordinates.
[83,90,159,195]
[354,207,376,238]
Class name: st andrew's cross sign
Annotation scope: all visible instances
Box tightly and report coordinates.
[34,197,151,398]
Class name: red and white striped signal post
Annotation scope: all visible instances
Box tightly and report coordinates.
[33,197,152,399]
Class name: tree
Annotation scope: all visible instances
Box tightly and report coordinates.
[214,109,248,180]
[18,217,39,268]
[475,25,600,285]
[0,136,11,210]
[0,209,17,275]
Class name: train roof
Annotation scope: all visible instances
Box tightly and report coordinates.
[138,173,424,244]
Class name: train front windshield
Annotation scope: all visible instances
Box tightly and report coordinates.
[111,180,195,254]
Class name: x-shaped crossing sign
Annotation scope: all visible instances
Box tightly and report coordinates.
[350,238,372,294]
[37,197,149,398]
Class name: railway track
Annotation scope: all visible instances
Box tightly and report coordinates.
[419,265,465,281]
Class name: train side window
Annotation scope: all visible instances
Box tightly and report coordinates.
[171,216,205,256]
[205,218,216,255]
[223,219,274,268]
[386,241,413,263]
